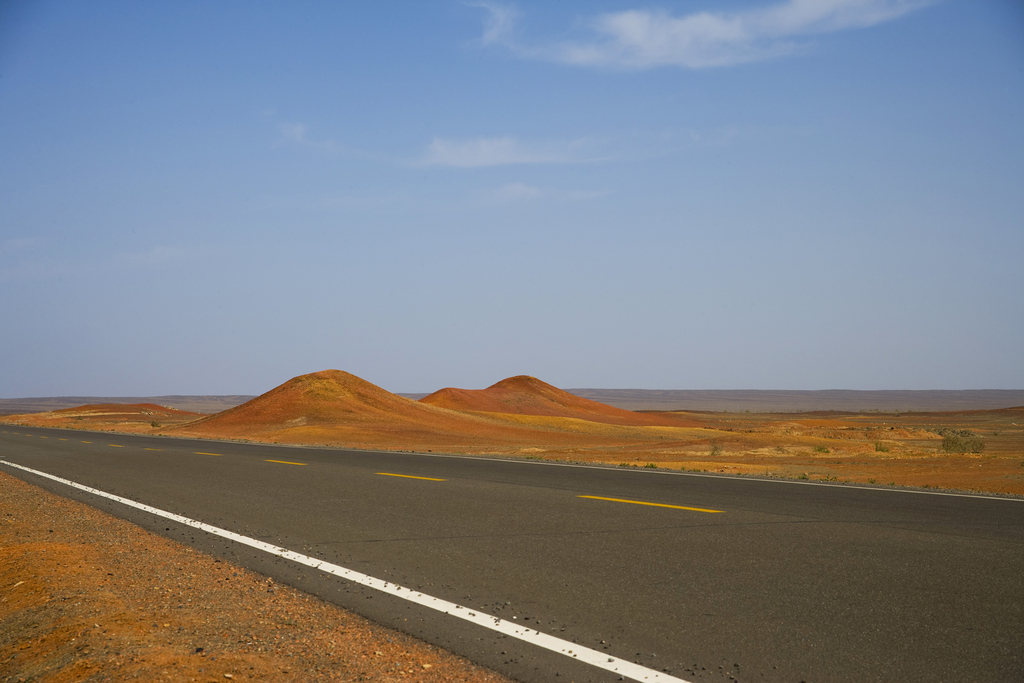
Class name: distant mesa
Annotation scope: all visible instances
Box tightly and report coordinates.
[0,402,203,431]
[53,403,198,418]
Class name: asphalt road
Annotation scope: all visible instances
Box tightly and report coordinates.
[2,426,1022,682]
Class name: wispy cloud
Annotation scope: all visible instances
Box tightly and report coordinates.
[472,0,520,46]
[476,0,933,69]
[277,122,340,152]
[418,136,589,167]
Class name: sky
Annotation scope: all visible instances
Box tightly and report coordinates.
[1,0,1022,397]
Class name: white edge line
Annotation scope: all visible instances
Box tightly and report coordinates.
[0,460,690,683]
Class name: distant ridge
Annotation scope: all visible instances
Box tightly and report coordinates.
[0,395,254,415]
[564,389,1024,413]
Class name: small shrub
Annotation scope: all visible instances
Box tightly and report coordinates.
[797,473,809,480]
[874,442,889,453]
[644,463,657,469]
[151,421,161,428]
[930,428,984,453]
[940,433,985,454]
[813,445,829,453]
[709,443,722,456]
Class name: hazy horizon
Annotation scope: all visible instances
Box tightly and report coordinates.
[2,1,1022,396]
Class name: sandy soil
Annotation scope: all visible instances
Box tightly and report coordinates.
[0,471,513,683]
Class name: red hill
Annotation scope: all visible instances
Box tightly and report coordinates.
[421,375,697,427]
[177,369,606,447]
[187,370,451,432]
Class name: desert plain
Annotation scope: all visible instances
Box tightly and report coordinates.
[4,369,1022,495]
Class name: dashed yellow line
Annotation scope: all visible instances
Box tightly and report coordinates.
[144,448,162,451]
[377,472,446,481]
[265,459,307,466]
[578,495,723,513]
[108,444,124,448]
[195,452,222,456]
[81,441,92,444]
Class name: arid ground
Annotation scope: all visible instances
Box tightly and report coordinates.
[4,370,1022,495]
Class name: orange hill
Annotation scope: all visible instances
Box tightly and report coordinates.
[420,375,698,427]
[185,370,452,433]
[175,369,626,449]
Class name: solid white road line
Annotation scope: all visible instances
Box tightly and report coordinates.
[1,460,689,683]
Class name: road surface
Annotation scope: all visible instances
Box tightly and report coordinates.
[2,426,1022,682]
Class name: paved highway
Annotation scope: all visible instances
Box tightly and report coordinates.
[2,426,1022,682]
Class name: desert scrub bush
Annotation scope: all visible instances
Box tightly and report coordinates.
[708,442,722,456]
[813,445,830,453]
[151,421,161,428]
[874,441,890,452]
[644,463,657,469]
[933,428,985,454]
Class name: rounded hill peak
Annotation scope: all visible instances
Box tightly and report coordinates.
[420,374,685,426]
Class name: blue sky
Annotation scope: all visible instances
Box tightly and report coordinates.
[1,0,1022,396]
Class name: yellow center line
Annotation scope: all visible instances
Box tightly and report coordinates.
[81,441,92,444]
[578,495,724,513]
[195,452,222,456]
[265,459,307,466]
[377,472,446,481]
[144,448,162,451]
[39,436,48,439]
[108,444,124,448]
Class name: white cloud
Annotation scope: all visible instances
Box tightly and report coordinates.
[419,136,582,167]
[476,0,933,69]
[277,122,339,152]
[471,0,520,46]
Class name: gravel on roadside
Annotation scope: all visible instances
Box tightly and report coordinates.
[0,471,515,682]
